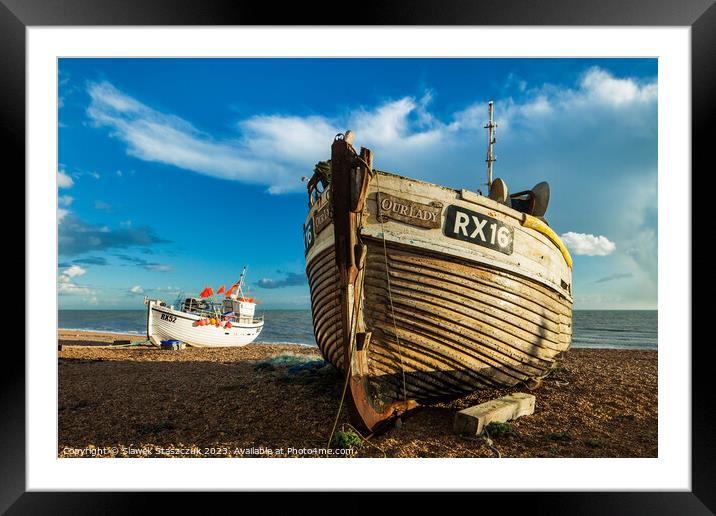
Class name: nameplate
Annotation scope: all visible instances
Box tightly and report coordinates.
[376,192,442,229]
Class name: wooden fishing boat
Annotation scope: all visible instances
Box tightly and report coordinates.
[303,103,573,432]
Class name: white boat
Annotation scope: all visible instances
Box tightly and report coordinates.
[144,267,265,348]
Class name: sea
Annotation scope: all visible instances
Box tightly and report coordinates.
[58,309,658,350]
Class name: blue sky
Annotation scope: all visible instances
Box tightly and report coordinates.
[58,58,657,310]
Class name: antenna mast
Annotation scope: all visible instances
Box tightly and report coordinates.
[484,100,497,193]
[235,266,247,299]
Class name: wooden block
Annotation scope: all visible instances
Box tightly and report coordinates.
[454,392,535,435]
[113,340,131,346]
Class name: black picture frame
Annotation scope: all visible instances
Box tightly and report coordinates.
[7,0,713,513]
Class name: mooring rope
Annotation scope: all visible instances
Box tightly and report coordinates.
[112,339,152,347]
[460,426,502,458]
[343,422,386,457]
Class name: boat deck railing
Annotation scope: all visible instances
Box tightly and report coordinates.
[181,307,264,325]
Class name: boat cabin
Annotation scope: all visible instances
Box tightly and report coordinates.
[221,298,256,322]
[182,297,213,314]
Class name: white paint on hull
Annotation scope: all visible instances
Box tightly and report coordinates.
[303,174,572,301]
[146,300,263,348]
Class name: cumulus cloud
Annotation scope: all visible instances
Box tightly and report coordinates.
[59,195,74,206]
[129,285,145,295]
[59,212,169,256]
[58,264,90,295]
[63,264,86,278]
[578,66,657,107]
[58,170,74,188]
[257,272,306,289]
[560,232,616,256]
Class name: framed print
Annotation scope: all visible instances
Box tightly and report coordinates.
[7,0,714,512]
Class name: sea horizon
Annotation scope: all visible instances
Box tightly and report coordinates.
[59,309,658,350]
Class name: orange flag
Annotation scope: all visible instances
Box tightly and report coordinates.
[225,285,236,296]
[199,287,213,298]
[217,285,225,294]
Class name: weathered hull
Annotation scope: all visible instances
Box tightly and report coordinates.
[146,300,264,348]
[361,240,571,405]
[304,137,573,431]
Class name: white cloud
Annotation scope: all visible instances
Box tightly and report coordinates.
[579,66,657,107]
[59,195,74,206]
[453,67,656,137]
[58,171,74,188]
[58,264,90,295]
[86,69,655,196]
[351,97,414,142]
[86,81,456,194]
[560,232,616,256]
[57,208,70,222]
[84,67,655,200]
[87,81,302,194]
[62,264,86,278]
[129,285,144,294]
[58,282,90,295]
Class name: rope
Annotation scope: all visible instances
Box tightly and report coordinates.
[460,426,502,458]
[343,422,387,458]
[373,171,408,405]
[326,354,352,449]
[112,339,152,347]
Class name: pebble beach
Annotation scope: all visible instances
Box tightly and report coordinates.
[58,329,657,458]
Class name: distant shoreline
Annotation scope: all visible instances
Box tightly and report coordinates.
[58,329,315,348]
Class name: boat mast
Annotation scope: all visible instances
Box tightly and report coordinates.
[236,266,247,298]
[484,100,497,193]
